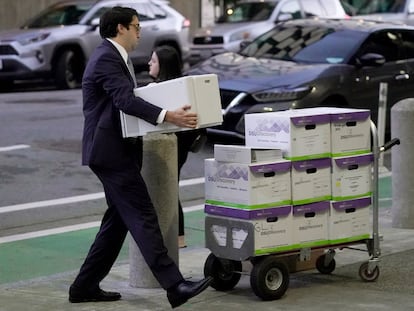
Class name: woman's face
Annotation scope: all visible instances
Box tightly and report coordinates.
[148,51,160,79]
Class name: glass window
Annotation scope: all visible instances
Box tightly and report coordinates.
[358,31,402,62]
[24,3,92,28]
[241,24,366,64]
[217,2,277,23]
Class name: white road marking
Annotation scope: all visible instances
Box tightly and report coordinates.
[0,192,105,213]
[0,204,204,244]
[0,177,204,214]
[0,144,30,152]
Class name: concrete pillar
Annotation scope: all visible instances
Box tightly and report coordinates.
[129,133,179,288]
[391,99,414,228]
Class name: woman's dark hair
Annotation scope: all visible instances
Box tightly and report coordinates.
[153,46,182,82]
[99,6,138,38]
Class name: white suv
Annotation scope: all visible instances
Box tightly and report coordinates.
[189,0,347,65]
[0,0,190,89]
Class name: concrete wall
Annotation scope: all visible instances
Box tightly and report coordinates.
[0,0,207,34]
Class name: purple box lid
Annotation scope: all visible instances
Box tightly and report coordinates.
[330,110,370,122]
[333,154,373,168]
[331,197,372,211]
[250,160,291,173]
[292,158,331,171]
[293,201,330,215]
[204,204,291,220]
[290,114,330,126]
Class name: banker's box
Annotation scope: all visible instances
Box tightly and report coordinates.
[205,207,293,260]
[292,201,330,248]
[331,153,373,201]
[204,158,292,209]
[311,107,371,157]
[244,109,331,160]
[120,74,223,137]
[291,158,332,205]
[329,197,371,244]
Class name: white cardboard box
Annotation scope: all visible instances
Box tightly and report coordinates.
[329,197,371,244]
[204,158,292,209]
[205,207,294,256]
[213,144,282,164]
[311,107,371,156]
[291,158,332,205]
[120,74,223,137]
[244,109,331,160]
[292,201,330,248]
[331,153,373,201]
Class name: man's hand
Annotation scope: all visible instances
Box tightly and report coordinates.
[164,105,198,128]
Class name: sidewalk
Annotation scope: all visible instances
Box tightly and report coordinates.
[1,177,414,310]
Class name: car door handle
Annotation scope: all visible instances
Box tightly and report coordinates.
[395,73,410,80]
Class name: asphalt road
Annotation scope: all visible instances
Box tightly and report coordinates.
[0,87,212,209]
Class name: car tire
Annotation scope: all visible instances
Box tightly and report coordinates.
[54,50,79,90]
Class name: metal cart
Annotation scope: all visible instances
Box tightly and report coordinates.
[203,121,400,301]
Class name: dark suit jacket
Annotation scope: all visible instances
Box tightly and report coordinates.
[82,40,162,169]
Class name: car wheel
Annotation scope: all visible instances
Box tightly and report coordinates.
[54,50,79,89]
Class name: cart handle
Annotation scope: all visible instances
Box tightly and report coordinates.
[380,138,400,152]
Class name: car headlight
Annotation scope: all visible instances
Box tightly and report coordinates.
[252,86,313,102]
[18,33,50,45]
[229,30,251,42]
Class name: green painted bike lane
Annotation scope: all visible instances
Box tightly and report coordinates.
[0,176,391,285]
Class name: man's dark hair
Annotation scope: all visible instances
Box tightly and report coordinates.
[99,6,138,38]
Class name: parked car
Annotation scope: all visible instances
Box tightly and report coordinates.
[0,0,190,89]
[341,0,414,25]
[188,0,348,65]
[187,18,414,144]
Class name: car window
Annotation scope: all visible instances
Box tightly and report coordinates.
[217,2,277,23]
[23,3,92,28]
[358,31,402,62]
[241,24,365,63]
[341,0,406,14]
[399,30,414,58]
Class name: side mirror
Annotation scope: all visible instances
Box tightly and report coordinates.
[276,13,293,23]
[88,17,100,31]
[356,53,386,67]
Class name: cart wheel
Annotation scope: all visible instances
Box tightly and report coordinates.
[250,256,289,300]
[315,254,336,274]
[204,253,242,291]
[359,262,380,282]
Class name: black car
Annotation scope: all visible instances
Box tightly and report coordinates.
[187,18,414,144]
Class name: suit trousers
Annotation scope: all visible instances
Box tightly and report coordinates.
[72,162,184,290]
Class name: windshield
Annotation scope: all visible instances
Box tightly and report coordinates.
[240,24,366,64]
[341,0,406,15]
[22,3,93,28]
[217,1,277,23]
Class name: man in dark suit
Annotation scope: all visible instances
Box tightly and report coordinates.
[68,6,211,309]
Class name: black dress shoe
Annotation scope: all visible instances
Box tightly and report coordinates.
[69,285,121,303]
[167,277,213,308]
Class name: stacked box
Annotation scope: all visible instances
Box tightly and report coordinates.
[331,153,373,201]
[292,201,330,248]
[204,158,292,209]
[310,107,371,157]
[205,207,294,260]
[291,158,331,205]
[244,109,331,160]
[329,197,371,244]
